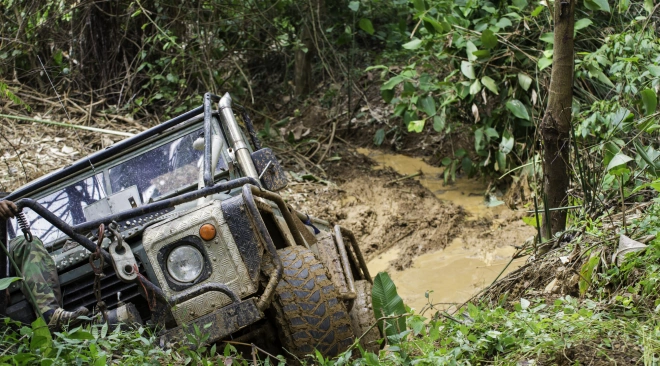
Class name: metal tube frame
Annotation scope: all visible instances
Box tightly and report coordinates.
[73,177,259,233]
[14,199,112,263]
[5,106,205,202]
[241,185,282,311]
[203,93,220,188]
[248,186,307,249]
[218,93,260,181]
[334,225,357,302]
[339,226,373,284]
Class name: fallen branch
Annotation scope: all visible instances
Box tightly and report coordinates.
[0,114,134,137]
[385,171,422,185]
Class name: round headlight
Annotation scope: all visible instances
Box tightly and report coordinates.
[167,245,204,283]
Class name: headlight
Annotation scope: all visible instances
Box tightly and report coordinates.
[167,245,204,283]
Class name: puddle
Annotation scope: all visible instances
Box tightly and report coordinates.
[359,149,533,311]
[357,148,499,219]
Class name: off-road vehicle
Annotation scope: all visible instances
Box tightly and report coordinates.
[0,93,380,357]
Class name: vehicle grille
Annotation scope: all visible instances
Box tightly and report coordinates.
[61,261,151,320]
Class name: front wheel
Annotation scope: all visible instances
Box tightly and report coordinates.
[269,246,355,359]
[349,280,381,352]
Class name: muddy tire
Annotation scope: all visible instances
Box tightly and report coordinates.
[269,246,354,359]
[349,280,381,352]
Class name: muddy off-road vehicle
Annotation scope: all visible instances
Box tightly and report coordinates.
[0,93,380,357]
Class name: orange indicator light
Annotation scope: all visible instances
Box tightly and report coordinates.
[199,223,217,241]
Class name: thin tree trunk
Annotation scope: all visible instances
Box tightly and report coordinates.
[294,22,314,96]
[294,0,324,97]
[541,0,575,236]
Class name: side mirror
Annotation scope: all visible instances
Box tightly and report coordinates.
[251,148,287,191]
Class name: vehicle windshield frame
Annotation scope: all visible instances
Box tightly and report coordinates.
[5,114,234,246]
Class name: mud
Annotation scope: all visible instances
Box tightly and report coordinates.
[284,149,535,311]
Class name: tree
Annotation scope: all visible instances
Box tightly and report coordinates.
[294,0,324,97]
[541,0,576,236]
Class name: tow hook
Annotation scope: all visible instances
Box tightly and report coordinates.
[107,222,138,282]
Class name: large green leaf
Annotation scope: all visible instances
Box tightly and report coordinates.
[408,120,425,133]
[634,140,659,176]
[433,109,446,132]
[602,141,621,168]
[372,272,406,338]
[648,65,660,77]
[469,79,482,95]
[574,18,593,31]
[422,16,447,33]
[500,135,515,154]
[644,0,654,13]
[461,61,476,79]
[30,317,52,355]
[518,73,533,91]
[418,95,436,116]
[412,0,426,12]
[381,75,405,90]
[0,276,21,290]
[540,32,554,44]
[579,252,600,295]
[496,151,506,171]
[584,0,611,12]
[481,76,499,95]
[506,99,530,120]
[606,152,633,172]
[374,128,385,146]
[640,89,657,116]
[466,41,478,62]
[359,19,375,35]
[538,57,553,70]
[512,0,528,8]
[403,38,422,50]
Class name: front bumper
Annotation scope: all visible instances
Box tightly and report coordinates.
[159,297,263,348]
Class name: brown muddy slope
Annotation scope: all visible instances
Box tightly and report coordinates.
[283,169,466,270]
[283,148,536,310]
[283,151,535,273]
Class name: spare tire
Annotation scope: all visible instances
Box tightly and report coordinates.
[269,246,354,358]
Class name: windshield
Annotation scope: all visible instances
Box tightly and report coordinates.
[8,127,228,245]
[8,174,107,244]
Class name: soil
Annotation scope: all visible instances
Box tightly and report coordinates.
[283,145,536,310]
[283,167,466,269]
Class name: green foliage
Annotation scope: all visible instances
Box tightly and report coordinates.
[371,272,407,339]
[0,276,21,290]
[365,0,660,187]
[0,318,285,365]
[0,82,29,111]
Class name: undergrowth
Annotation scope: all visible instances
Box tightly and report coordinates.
[4,200,660,365]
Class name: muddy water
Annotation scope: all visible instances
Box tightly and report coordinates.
[358,149,533,311]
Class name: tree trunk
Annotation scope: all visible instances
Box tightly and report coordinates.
[294,23,314,97]
[294,0,323,97]
[541,0,576,237]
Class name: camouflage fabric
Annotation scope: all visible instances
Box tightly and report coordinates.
[9,236,61,315]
